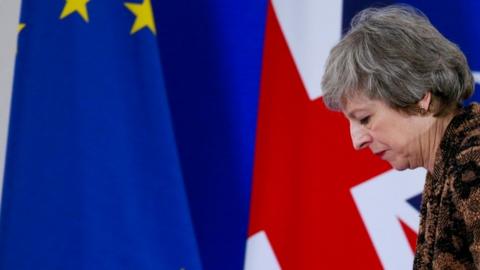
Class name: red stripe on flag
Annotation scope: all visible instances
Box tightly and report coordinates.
[399,219,418,254]
[248,3,391,268]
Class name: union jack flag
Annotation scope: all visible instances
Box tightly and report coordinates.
[245,1,480,269]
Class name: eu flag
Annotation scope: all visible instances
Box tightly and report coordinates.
[0,0,202,269]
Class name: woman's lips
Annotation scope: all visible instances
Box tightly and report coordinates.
[374,150,386,159]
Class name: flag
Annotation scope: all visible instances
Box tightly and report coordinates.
[0,0,202,269]
[246,1,480,269]
[151,1,266,269]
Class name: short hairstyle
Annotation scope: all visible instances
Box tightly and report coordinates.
[321,4,474,116]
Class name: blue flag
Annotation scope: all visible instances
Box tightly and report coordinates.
[0,1,202,269]
[151,1,266,269]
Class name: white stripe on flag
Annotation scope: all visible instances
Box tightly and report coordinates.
[244,231,281,270]
[271,0,343,101]
[351,168,427,270]
[0,0,22,206]
[473,71,480,85]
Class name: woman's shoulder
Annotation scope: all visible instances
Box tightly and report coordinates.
[448,103,480,157]
[447,104,480,200]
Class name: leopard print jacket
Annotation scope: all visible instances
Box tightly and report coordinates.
[414,103,480,269]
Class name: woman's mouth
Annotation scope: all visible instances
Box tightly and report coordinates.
[374,150,386,159]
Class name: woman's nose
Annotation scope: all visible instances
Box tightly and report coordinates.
[350,123,371,150]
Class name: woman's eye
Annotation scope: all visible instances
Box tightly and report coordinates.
[360,116,370,125]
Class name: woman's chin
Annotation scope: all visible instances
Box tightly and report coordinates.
[388,159,411,171]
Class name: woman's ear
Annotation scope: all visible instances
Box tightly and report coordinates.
[418,91,432,112]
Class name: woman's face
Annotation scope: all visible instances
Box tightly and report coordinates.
[342,94,431,170]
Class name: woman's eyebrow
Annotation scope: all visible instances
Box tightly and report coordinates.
[346,108,367,119]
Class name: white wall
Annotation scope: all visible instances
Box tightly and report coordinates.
[0,0,22,204]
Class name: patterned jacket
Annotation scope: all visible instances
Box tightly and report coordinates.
[414,103,480,269]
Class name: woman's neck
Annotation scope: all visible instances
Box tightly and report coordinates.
[422,112,456,174]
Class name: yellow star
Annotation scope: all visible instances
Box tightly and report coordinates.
[124,0,156,35]
[18,23,26,32]
[60,0,90,22]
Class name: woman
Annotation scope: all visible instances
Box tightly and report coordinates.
[321,5,480,269]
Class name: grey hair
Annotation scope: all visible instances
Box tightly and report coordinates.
[321,4,474,116]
